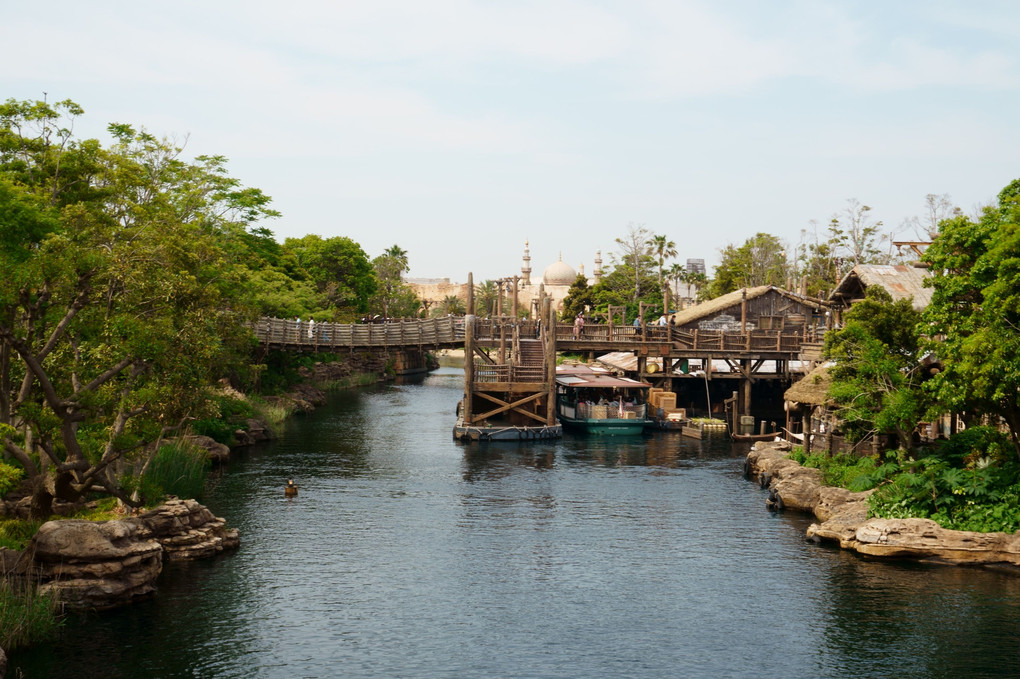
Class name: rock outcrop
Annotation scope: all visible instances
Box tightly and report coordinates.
[18,499,239,610]
[138,498,240,560]
[28,518,163,610]
[746,441,1020,569]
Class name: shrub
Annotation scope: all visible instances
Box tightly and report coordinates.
[0,519,44,551]
[0,462,24,497]
[138,442,210,503]
[0,578,61,651]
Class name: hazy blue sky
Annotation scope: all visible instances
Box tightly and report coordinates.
[5,1,1019,282]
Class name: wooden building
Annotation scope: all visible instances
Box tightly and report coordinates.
[670,285,828,334]
[829,264,932,324]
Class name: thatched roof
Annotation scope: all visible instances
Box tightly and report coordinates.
[830,264,932,310]
[674,286,826,326]
[784,364,832,405]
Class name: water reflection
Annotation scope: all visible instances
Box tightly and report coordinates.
[11,367,1020,678]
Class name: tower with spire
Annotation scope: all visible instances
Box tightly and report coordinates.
[521,240,532,287]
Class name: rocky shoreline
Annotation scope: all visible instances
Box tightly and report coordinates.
[1,499,239,612]
[746,440,1020,569]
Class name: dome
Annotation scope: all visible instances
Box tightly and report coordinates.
[542,256,577,287]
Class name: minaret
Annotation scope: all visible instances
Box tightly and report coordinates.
[522,240,532,286]
[579,263,585,279]
[593,250,603,284]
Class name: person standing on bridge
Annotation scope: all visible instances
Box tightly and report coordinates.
[573,313,585,339]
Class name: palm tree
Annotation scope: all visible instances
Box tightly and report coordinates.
[667,262,686,306]
[651,234,677,290]
[474,280,499,316]
[385,244,409,275]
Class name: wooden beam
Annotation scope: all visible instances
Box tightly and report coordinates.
[474,391,548,423]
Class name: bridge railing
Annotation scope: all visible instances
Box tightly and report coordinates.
[255,316,465,349]
[554,323,823,353]
[473,360,547,384]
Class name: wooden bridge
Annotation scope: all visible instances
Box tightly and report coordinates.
[254,316,819,360]
[254,316,465,350]
[255,316,819,361]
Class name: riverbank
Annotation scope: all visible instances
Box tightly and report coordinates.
[746,440,1020,569]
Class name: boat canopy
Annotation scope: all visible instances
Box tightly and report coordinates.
[554,370,651,390]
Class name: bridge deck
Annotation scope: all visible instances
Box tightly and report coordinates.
[254,316,822,360]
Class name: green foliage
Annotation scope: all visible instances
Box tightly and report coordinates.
[284,234,376,315]
[0,577,62,652]
[789,448,893,491]
[709,232,788,297]
[0,462,24,497]
[560,274,593,320]
[136,442,210,504]
[789,431,1020,534]
[824,286,926,450]
[921,181,1020,459]
[0,518,44,550]
[192,393,255,444]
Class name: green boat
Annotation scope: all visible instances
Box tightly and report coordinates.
[555,367,652,435]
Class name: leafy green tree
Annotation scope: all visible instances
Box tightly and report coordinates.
[709,232,788,297]
[0,99,276,516]
[824,286,926,451]
[560,274,593,320]
[370,247,418,319]
[922,180,1020,458]
[284,235,375,318]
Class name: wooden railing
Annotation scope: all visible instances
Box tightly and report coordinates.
[554,323,824,354]
[255,316,464,349]
[473,360,546,384]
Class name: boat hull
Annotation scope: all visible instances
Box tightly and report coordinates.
[558,413,650,435]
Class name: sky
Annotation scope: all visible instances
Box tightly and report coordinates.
[4,1,1020,283]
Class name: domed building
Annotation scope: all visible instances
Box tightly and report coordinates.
[542,255,577,288]
[517,242,603,316]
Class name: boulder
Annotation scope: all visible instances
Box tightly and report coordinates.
[138,498,240,560]
[182,435,230,464]
[23,499,239,610]
[233,418,275,447]
[747,440,1020,570]
[29,519,163,610]
[852,518,1020,566]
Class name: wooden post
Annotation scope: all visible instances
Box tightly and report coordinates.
[741,359,751,416]
[499,322,507,365]
[741,288,747,332]
[544,293,557,426]
[512,276,519,319]
[803,410,812,454]
[463,273,475,426]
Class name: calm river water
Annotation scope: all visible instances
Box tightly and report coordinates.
[11,365,1020,678]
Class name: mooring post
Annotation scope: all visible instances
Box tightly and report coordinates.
[463,272,475,426]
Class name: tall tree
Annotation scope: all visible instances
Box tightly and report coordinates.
[284,234,376,318]
[829,199,883,269]
[613,222,653,302]
[560,274,593,321]
[922,180,1020,458]
[824,287,926,451]
[901,193,961,241]
[0,100,276,516]
[709,232,788,297]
